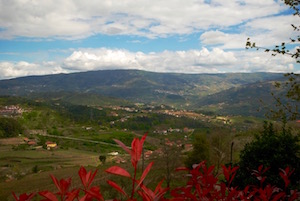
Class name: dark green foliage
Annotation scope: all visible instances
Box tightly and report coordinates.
[234,122,300,189]
[185,133,210,168]
[0,117,23,138]
[32,165,38,173]
[56,103,109,123]
[12,144,29,150]
[99,155,106,164]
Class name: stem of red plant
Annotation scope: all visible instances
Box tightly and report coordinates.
[131,166,137,199]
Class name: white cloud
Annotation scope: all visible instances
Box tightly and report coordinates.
[236,50,296,73]
[200,30,247,49]
[0,61,66,79]
[200,14,299,49]
[0,0,284,39]
[1,47,296,80]
[62,48,238,73]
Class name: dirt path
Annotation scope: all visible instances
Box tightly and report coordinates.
[36,133,124,148]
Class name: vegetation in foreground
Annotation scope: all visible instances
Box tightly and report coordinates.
[12,134,299,201]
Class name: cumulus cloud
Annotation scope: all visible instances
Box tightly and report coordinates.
[200,30,247,49]
[1,47,296,80]
[199,15,299,49]
[235,50,297,73]
[0,0,284,39]
[0,61,67,79]
[62,48,238,73]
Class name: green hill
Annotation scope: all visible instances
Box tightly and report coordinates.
[0,70,284,110]
[195,79,294,117]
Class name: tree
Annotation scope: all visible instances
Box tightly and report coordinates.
[246,0,300,121]
[208,128,234,172]
[160,139,183,188]
[0,117,23,138]
[185,133,210,168]
[99,155,106,164]
[233,122,300,189]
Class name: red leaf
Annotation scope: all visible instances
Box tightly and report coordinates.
[222,165,230,182]
[60,178,72,195]
[88,169,98,189]
[79,195,88,201]
[39,191,59,201]
[140,133,147,145]
[131,138,140,167]
[50,175,61,192]
[107,180,128,198]
[175,167,189,171]
[258,164,263,172]
[84,186,104,201]
[49,175,71,197]
[289,190,299,201]
[66,189,80,201]
[135,162,154,191]
[105,166,131,178]
[137,190,151,201]
[154,179,165,194]
[131,133,147,167]
[12,192,36,201]
[272,192,285,201]
[78,166,98,189]
[140,184,155,199]
[114,139,131,154]
[12,192,19,201]
[79,166,87,186]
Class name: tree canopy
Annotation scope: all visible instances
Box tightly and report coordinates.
[233,122,300,190]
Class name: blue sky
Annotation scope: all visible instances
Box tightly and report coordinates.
[0,0,299,79]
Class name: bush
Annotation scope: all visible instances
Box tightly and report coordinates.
[184,133,210,168]
[234,122,300,190]
[99,155,106,164]
[0,117,23,138]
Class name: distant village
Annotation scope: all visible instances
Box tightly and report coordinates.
[0,105,25,117]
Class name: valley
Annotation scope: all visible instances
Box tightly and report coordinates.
[0,70,299,200]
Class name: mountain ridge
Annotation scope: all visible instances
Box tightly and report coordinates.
[0,69,286,113]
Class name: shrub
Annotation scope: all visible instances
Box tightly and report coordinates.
[234,122,300,190]
[99,155,106,164]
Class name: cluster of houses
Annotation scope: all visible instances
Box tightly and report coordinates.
[0,105,24,117]
[23,137,57,150]
[153,127,194,135]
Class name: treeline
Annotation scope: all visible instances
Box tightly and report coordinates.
[113,114,206,131]
[56,103,112,123]
[0,117,23,138]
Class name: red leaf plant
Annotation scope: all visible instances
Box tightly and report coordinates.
[21,166,103,201]
[78,166,103,201]
[279,166,295,189]
[106,133,168,200]
[170,162,299,201]
[171,161,237,200]
[38,175,74,201]
[251,165,270,187]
